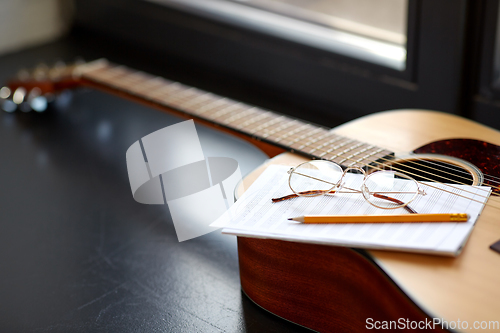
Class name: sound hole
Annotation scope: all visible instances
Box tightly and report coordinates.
[382,159,475,185]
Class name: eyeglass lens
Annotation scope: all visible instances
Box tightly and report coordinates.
[289,161,419,209]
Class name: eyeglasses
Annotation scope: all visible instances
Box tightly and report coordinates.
[272,160,427,214]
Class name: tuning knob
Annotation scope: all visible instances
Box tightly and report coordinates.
[27,87,48,112]
[0,87,16,112]
[12,87,31,112]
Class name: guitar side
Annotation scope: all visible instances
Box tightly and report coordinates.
[239,109,500,332]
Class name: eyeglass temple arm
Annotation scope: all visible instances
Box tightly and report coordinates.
[271,190,331,202]
[372,193,417,214]
[271,191,417,214]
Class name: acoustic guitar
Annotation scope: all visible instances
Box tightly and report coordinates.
[3,59,500,332]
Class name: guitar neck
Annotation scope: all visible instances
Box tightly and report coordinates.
[78,59,393,168]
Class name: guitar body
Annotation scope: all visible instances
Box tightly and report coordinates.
[238,110,500,332]
[6,62,500,332]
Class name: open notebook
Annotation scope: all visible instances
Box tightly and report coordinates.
[212,165,491,256]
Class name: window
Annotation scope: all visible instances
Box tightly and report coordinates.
[75,0,472,127]
[152,0,408,69]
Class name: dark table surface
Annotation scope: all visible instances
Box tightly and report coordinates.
[0,35,312,332]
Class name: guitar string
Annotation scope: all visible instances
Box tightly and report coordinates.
[368,155,497,197]
[290,133,497,203]
[83,65,498,209]
[93,67,496,205]
[300,142,495,206]
[322,153,496,208]
[374,153,500,187]
[268,123,497,200]
[307,138,487,189]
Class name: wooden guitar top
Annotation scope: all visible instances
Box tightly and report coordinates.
[241,109,500,331]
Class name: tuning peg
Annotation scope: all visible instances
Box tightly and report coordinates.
[0,87,17,112]
[0,87,10,99]
[27,87,48,112]
[10,86,30,113]
[49,60,66,80]
[15,69,30,82]
[33,63,50,81]
[14,87,48,113]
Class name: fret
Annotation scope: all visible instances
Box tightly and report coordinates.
[223,107,258,125]
[314,135,342,149]
[369,149,393,165]
[290,141,309,151]
[172,86,201,101]
[165,87,201,108]
[118,72,148,85]
[355,146,377,159]
[270,123,319,144]
[342,142,364,155]
[257,117,291,136]
[234,112,275,132]
[174,95,222,119]
[80,60,395,171]
[320,146,354,161]
[330,155,348,165]
[195,98,229,117]
[313,138,334,148]
[122,76,164,94]
[277,124,318,146]
[247,115,285,135]
[309,130,330,142]
[182,92,216,109]
[216,110,252,128]
[229,113,272,132]
[93,65,128,79]
[89,68,130,87]
[111,75,152,93]
[303,147,321,155]
[134,77,170,93]
[291,127,331,155]
[104,69,140,86]
[359,148,385,164]
[93,76,127,91]
[342,146,381,168]
[275,121,309,138]
[199,102,241,123]
[144,81,180,97]
[327,139,355,153]
[326,143,365,164]
[209,103,245,120]
[160,83,192,99]
[327,140,356,155]
[343,148,372,168]
[265,125,304,142]
[128,71,155,83]
[261,120,302,140]
[292,127,326,145]
[216,106,255,124]
[329,144,368,163]
[233,111,272,131]
[147,82,185,102]
[182,93,221,115]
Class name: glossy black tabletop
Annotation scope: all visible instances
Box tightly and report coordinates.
[0,36,312,332]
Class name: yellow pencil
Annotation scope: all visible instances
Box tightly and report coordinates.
[288,213,469,224]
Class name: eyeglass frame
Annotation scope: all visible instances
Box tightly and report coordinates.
[272,160,427,214]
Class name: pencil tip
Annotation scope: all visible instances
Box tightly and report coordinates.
[288,218,293,221]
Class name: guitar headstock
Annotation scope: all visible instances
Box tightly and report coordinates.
[1,60,85,113]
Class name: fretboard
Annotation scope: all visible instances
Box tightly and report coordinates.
[79,59,393,169]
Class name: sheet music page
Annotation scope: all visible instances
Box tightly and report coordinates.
[213,165,491,256]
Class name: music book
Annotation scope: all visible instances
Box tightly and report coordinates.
[212,165,491,256]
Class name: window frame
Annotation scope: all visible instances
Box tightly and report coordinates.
[74,0,470,125]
